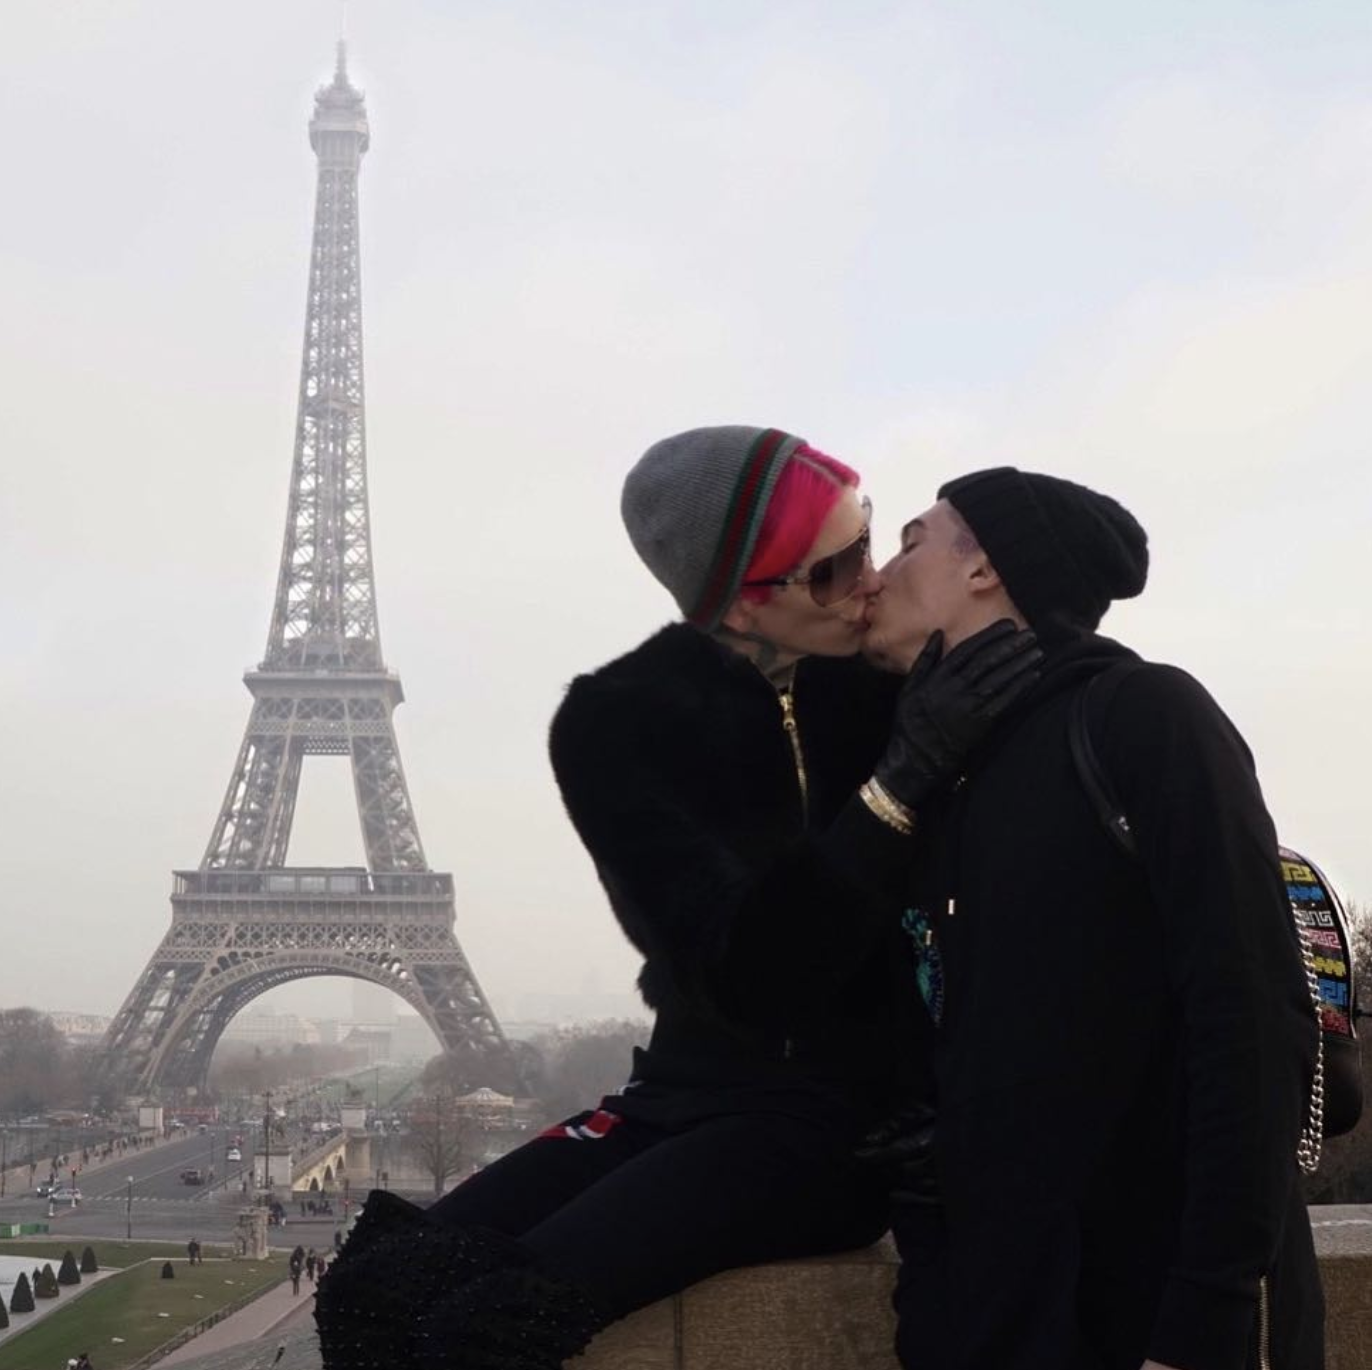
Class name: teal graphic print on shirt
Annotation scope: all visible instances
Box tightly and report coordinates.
[902,907,944,1026]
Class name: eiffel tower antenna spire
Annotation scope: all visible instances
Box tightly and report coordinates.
[104,49,511,1098]
[336,0,349,80]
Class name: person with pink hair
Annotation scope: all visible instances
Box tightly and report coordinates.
[316,425,1040,1370]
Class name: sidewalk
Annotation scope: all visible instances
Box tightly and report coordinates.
[158,1277,313,1366]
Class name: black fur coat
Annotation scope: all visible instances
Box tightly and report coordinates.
[549,623,929,1123]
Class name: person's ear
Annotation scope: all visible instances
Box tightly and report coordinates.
[966,549,1004,597]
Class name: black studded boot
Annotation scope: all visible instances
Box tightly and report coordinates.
[412,1252,608,1370]
[315,1190,431,1369]
[318,1219,578,1370]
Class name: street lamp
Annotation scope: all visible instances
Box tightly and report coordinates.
[262,1090,273,1200]
[1,1127,8,1198]
[125,1176,133,1242]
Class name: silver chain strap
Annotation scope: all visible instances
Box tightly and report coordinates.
[1296,925,1326,1175]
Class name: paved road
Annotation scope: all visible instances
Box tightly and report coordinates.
[0,1126,345,1251]
[0,1128,252,1206]
[82,1125,256,1201]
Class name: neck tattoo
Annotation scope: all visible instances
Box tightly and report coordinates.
[711,627,796,688]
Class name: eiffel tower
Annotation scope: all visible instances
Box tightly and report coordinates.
[104,45,508,1095]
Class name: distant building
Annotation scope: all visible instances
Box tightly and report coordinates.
[221,1012,321,1049]
[48,1011,112,1046]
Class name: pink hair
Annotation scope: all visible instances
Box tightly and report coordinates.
[739,443,860,603]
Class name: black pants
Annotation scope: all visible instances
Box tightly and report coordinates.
[426,1090,889,1320]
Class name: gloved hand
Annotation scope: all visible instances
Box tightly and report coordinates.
[854,1104,939,1206]
[873,619,1042,810]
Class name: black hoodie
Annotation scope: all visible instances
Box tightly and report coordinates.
[899,634,1322,1370]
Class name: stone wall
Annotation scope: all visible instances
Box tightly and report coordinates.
[582,1210,1372,1370]
[170,1205,1372,1370]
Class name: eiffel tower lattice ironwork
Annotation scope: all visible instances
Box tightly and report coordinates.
[104,46,509,1095]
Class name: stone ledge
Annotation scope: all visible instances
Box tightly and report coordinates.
[169,1207,1372,1370]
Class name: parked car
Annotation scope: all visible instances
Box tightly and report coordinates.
[179,1167,204,1186]
[225,1147,242,1163]
[48,1186,81,1205]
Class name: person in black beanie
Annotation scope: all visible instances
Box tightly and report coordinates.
[864,469,1324,1370]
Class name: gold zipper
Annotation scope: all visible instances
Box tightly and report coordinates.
[777,688,808,823]
[1258,1274,1272,1370]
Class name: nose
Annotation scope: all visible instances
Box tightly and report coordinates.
[839,559,883,608]
[875,550,902,581]
[854,556,884,598]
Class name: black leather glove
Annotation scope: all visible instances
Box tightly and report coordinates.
[873,619,1042,810]
[854,1104,939,1206]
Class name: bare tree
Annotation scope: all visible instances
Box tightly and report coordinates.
[420,1038,529,1098]
[0,1009,69,1119]
[526,1020,650,1124]
[207,1041,367,1100]
[408,1091,477,1196]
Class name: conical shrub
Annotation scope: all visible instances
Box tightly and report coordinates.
[161,1260,175,1280]
[0,1293,9,1327]
[80,1246,98,1274]
[8,1272,33,1316]
[34,1264,60,1298]
[9,1272,33,1313]
[58,1250,81,1285]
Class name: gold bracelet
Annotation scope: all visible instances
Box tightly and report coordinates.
[873,778,917,834]
[866,776,915,828]
[859,777,916,836]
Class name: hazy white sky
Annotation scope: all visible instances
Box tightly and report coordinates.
[1,1,1369,1033]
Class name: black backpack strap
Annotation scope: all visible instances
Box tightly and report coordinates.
[1068,665,1140,859]
[1069,666,1363,1140]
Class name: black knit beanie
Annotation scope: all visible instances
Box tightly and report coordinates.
[937,467,1148,636]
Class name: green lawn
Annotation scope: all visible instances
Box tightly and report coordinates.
[0,1239,228,1270]
[0,1255,283,1370]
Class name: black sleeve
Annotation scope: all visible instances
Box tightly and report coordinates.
[548,677,912,1025]
[1100,665,1316,1370]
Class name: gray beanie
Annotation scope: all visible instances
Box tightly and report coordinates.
[622,426,805,629]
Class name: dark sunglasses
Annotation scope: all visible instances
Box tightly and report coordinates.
[743,496,873,607]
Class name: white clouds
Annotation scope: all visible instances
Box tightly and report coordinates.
[1098,67,1372,275]
[1103,71,1284,200]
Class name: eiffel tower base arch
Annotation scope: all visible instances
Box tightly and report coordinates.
[103,868,509,1096]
